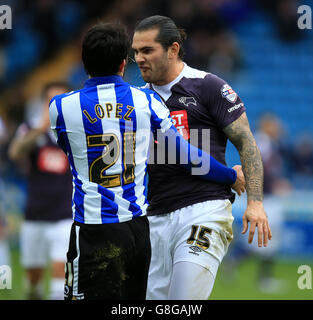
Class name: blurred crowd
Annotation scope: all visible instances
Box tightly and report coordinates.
[0,0,304,87]
[0,0,117,88]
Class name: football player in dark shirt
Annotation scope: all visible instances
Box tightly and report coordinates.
[9,82,73,299]
[132,15,272,300]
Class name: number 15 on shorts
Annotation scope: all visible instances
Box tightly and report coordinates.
[187,225,212,250]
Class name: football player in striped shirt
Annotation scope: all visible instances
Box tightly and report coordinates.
[49,22,245,300]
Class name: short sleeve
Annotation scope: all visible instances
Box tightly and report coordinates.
[203,74,246,128]
[49,97,69,153]
[49,98,60,141]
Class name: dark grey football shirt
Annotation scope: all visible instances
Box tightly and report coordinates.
[15,123,73,221]
[146,63,246,215]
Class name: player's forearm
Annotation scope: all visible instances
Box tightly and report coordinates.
[238,142,264,202]
[223,112,264,203]
[9,129,44,161]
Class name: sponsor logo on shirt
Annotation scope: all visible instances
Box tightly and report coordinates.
[227,102,244,113]
[178,96,197,107]
[221,84,238,103]
[170,110,190,140]
[188,246,202,256]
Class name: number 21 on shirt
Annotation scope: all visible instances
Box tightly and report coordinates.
[87,132,136,188]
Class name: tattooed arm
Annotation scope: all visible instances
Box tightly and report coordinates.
[223,112,272,247]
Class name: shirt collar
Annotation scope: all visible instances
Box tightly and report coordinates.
[84,75,124,87]
[150,63,188,101]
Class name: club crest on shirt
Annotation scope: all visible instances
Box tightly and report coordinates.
[178,96,197,107]
[221,84,237,103]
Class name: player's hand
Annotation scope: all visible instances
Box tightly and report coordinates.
[38,106,51,133]
[231,165,246,196]
[241,201,272,247]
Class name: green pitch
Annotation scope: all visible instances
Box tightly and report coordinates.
[0,250,312,300]
[211,257,313,300]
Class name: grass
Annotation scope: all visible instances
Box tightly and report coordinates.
[0,250,51,300]
[0,250,312,300]
[211,257,313,300]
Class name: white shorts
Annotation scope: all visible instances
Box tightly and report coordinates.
[147,199,234,299]
[20,219,72,268]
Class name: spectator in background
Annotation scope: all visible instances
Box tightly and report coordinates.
[0,117,11,268]
[290,133,313,189]
[249,113,291,293]
[8,82,73,300]
[255,113,290,194]
[291,133,313,175]
[0,116,8,171]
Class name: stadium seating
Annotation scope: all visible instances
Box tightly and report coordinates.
[0,2,84,88]
[226,11,313,175]
[230,12,313,135]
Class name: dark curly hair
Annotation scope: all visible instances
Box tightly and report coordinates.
[82,22,130,77]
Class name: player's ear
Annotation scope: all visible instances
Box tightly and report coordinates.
[118,59,127,75]
[168,42,180,59]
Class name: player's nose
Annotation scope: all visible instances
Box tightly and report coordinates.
[135,52,145,64]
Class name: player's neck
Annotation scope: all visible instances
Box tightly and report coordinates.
[156,60,184,86]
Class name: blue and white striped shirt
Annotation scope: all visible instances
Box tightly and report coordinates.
[49,75,172,224]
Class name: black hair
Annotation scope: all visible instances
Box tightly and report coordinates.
[42,81,71,99]
[82,22,130,77]
[134,15,187,59]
